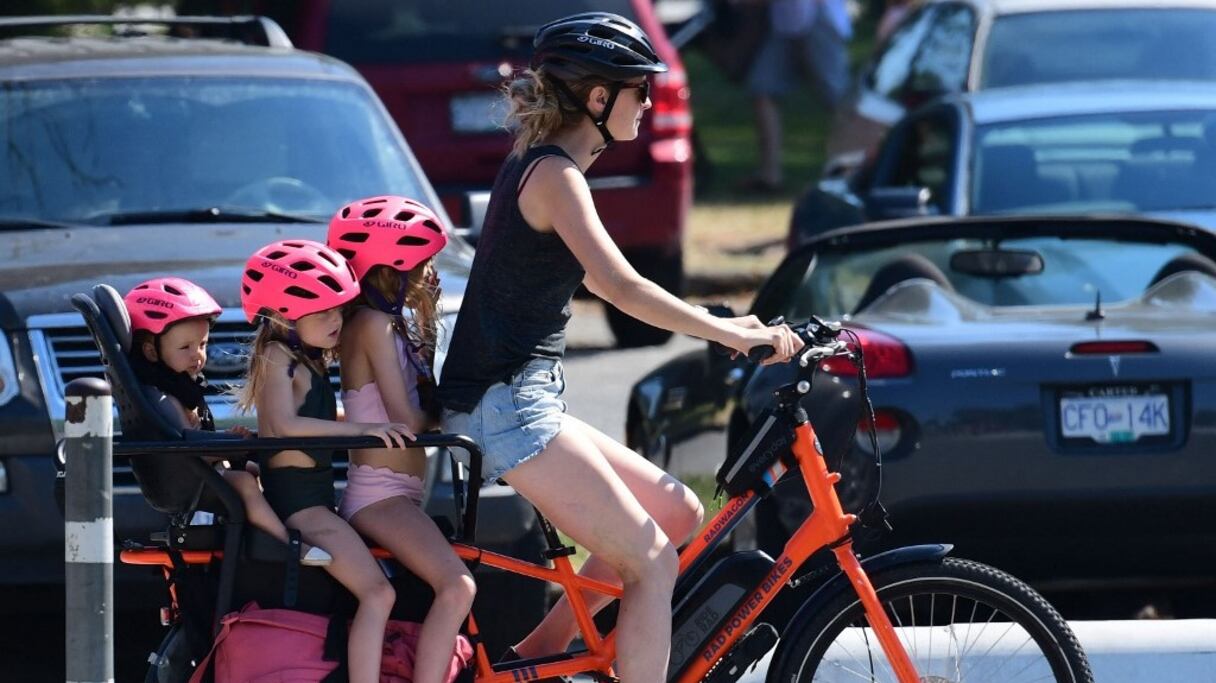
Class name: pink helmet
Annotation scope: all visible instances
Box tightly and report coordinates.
[240,240,360,323]
[327,195,448,278]
[125,277,222,335]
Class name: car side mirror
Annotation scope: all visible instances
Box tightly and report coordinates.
[455,190,491,246]
[866,186,937,220]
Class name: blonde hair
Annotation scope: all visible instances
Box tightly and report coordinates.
[504,67,608,157]
[235,311,335,413]
[359,262,441,364]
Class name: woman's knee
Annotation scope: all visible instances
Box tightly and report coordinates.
[656,483,704,546]
[616,530,678,587]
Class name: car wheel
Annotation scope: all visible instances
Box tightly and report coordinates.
[606,250,682,348]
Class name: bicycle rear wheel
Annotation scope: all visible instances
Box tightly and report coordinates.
[768,557,1092,683]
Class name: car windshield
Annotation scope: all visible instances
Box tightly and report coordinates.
[782,235,1206,318]
[324,0,637,64]
[0,77,428,224]
[970,109,1216,214]
[980,9,1216,89]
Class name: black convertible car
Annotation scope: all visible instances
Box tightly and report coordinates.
[627,215,1216,614]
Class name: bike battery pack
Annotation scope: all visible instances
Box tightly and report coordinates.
[667,550,775,679]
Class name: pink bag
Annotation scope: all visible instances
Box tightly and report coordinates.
[188,602,473,683]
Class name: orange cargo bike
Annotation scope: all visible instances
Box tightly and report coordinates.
[73,285,1091,682]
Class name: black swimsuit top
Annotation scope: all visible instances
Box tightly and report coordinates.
[262,362,336,469]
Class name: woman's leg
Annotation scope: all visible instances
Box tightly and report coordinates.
[502,419,680,683]
[513,415,704,658]
[287,507,396,683]
[351,496,475,683]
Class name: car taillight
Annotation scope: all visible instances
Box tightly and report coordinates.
[1070,340,1159,355]
[650,68,691,135]
[855,410,901,456]
[820,329,912,378]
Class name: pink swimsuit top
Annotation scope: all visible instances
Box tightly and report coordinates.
[342,333,427,423]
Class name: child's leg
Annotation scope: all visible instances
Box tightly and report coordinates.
[221,469,329,564]
[220,470,288,542]
[287,507,396,683]
[353,497,475,683]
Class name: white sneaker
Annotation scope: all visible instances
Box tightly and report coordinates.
[301,546,332,567]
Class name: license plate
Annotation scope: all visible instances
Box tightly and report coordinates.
[1059,392,1170,443]
[450,92,505,134]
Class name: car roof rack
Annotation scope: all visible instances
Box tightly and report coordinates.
[0,15,293,49]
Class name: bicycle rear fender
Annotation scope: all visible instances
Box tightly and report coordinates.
[764,543,953,676]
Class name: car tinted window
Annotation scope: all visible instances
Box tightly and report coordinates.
[325,0,637,65]
[981,10,1216,89]
[0,77,426,223]
[867,6,936,99]
[905,3,975,95]
[784,236,1203,317]
[971,109,1216,214]
[880,113,956,211]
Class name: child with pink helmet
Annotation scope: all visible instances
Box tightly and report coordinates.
[326,195,470,683]
[124,277,330,566]
[236,239,414,683]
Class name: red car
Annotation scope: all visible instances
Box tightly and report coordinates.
[276,0,694,347]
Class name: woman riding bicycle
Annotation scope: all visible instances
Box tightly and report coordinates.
[437,12,801,681]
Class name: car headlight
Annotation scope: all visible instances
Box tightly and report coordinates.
[0,333,20,407]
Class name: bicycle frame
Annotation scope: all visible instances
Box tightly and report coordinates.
[121,416,921,683]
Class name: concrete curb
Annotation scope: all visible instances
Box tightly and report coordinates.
[725,619,1216,681]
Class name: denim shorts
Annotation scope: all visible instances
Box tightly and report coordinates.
[441,357,567,484]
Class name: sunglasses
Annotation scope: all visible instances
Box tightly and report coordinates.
[619,79,650,102]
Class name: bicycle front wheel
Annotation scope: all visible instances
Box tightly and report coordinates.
[769,557,1092,683]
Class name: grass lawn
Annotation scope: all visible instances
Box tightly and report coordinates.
[680,31,875,292]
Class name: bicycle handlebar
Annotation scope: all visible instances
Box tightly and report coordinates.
[716,316,854,368]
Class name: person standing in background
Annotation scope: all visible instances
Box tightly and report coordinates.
[741,0,852,193]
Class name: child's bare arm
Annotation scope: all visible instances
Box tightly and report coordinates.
[256,343,414,447]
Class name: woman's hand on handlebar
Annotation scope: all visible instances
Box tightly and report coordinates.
[729,323,805,366]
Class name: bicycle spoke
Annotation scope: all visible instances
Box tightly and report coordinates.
[790,562,1086,683]
[928,592,936,679]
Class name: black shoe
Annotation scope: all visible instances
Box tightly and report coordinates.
[498,646,571,683]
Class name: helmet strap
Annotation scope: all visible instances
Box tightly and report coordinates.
[261,317,324,377]
[364,280,410,318]
[550,76,618,149]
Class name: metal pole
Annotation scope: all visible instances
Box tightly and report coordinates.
[64,377,113,683]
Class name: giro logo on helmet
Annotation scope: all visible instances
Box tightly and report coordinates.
[362,220,410,230]
[577,35,616,49]
[135,297,174,309]
[261,261,299,279]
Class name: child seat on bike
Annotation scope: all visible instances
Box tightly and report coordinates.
[73,286,454,682]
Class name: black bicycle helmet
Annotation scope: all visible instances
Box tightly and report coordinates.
[532,12,668,81]
[531,12,668,147]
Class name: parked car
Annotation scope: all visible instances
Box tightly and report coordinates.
[792,80,1216,247]
[0,15,543,654]
[826,0,1216,178]
[276,0,695,348]
[628,214,1216,613]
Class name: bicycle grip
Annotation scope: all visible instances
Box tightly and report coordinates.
[747,344,775,363]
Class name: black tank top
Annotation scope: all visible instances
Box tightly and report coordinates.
[439,145,586,412]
